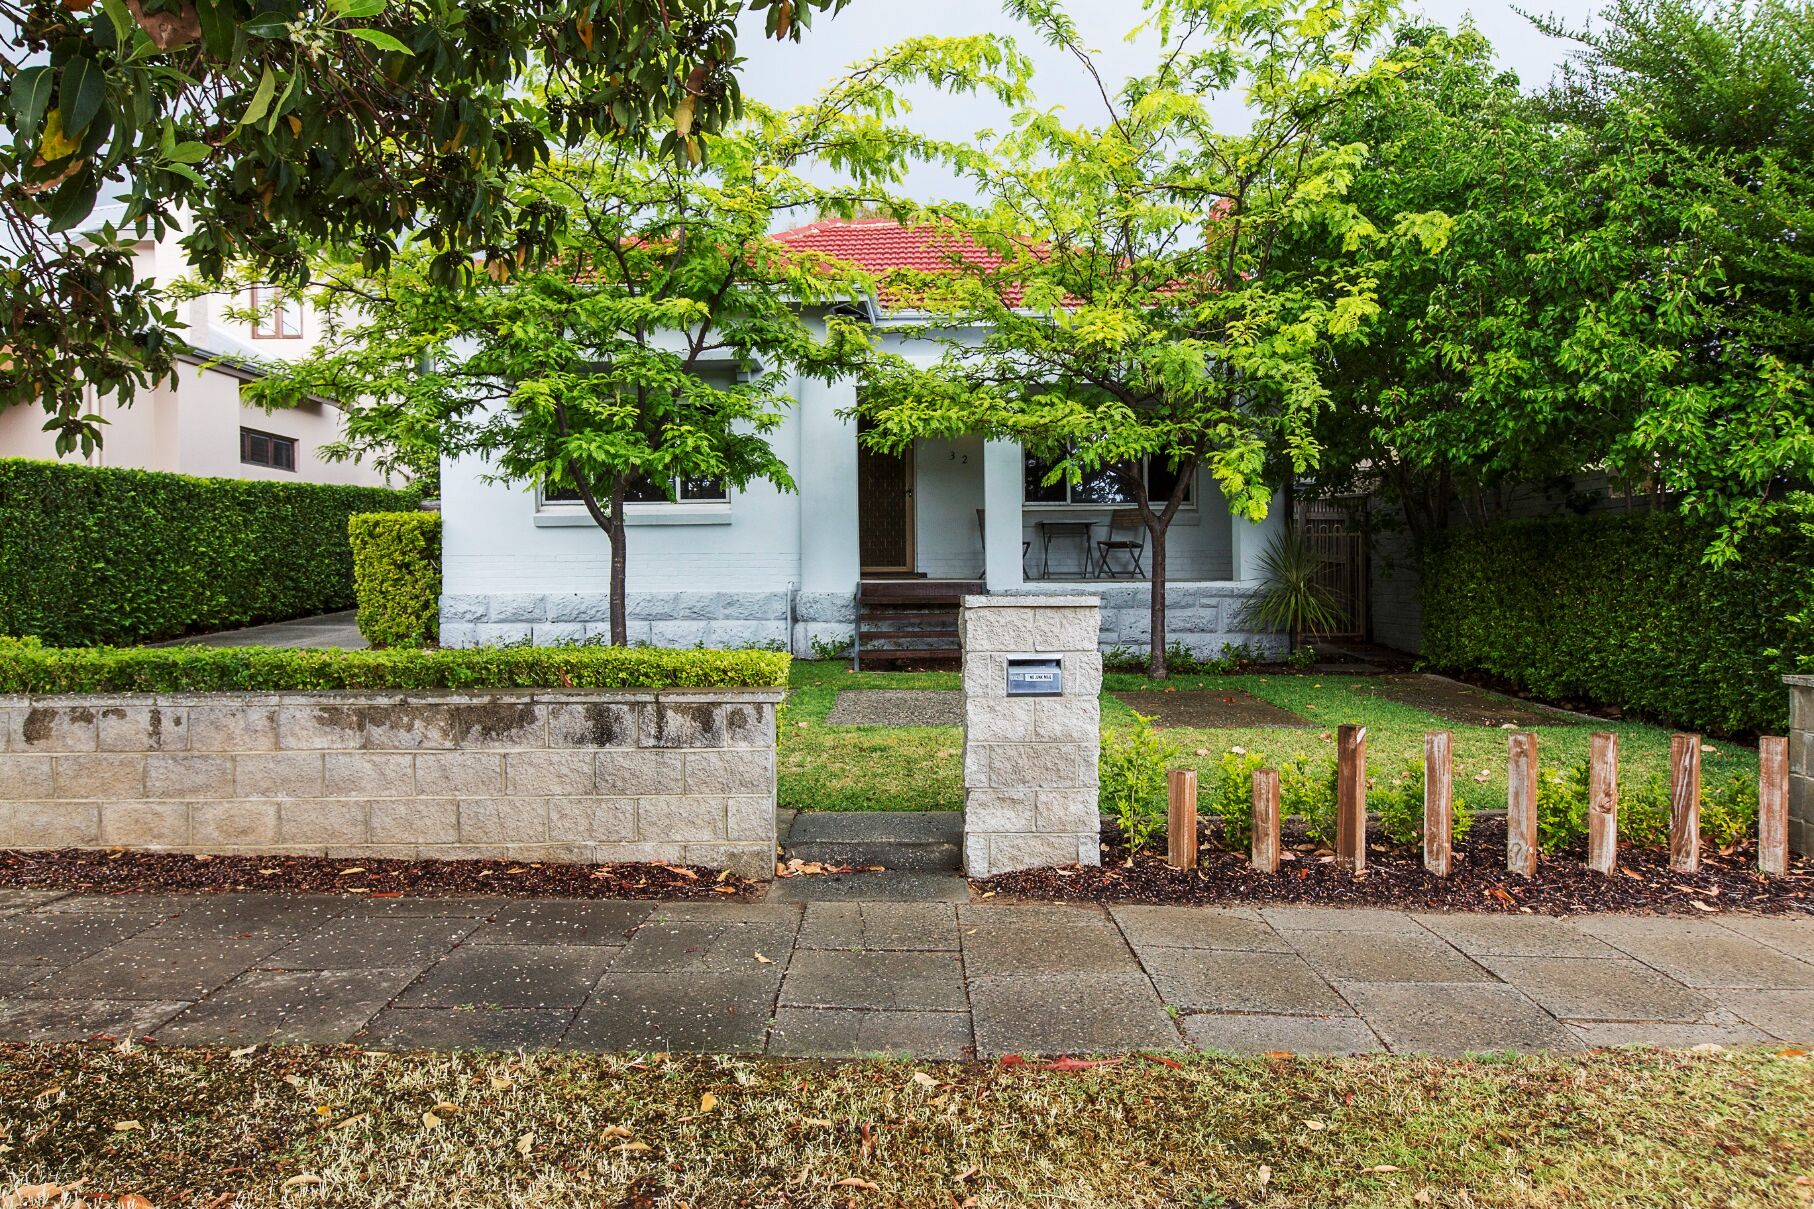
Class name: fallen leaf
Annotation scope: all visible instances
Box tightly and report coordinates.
[1361,1164,1402,1173]
[334,1114,367,1131]
[1302,1118,1326,1131]
[282,1074,305,1089]
[1263,1050,1295,1059]
[1256,1164,1272,1192]
[601,1125,634,1139]
[753,952,772,964]
[113,1119,142,1132]
[229,1044,258,1058]
[1140,1053,1184,1069]
[955,1165,979,1182]
[1778,1047,1809,1058]
[834,1178,880,1191]
[281,1174,321,1189]
[516,1133,534,1156]
[489,1075,513,1091]
[117,1196,156,1209]
[911,1071,939,1090]
[615,1141,652,1154]
[801,1117,834,1128]
[421,1111,443,1129]
[431,1101,459,1115]
[699,1091,718,1112]
[336,867,366,876]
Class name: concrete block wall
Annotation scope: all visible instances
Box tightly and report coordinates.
[961,595,1103,877]
[1791,676,1813,858]
[439,592,794,652]
[1008,581,1284,660]
[0,689,782,879]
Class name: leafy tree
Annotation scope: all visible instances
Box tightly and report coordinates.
[858,0,1446,676]
[245,40,1030,644]
[0,0,846,454]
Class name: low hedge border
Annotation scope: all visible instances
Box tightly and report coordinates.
[0,642,790,694]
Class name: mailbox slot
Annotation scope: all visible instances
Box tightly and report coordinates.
[1005,656,1064,697]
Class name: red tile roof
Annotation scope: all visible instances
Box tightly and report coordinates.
[770,217,1024,307]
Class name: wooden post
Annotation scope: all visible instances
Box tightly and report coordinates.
[1423,731,1452,877]
[1506,732,1538,877]
[1758,736,1788,877]
[1336,723,1367,873]
[1669,733,1701,873]
[1587,732,1619,875]
[1251,768,1280,873]
[1166,768,1198,871]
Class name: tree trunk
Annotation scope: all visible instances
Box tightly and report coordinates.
[1148,530,1168,678]
[608,475,629,646]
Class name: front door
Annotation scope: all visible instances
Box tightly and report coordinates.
[857,417,914,573]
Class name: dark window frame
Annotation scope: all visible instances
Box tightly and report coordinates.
[544,475,729,507]
[240,426,298,472]
[1023,452,1193,508]
[250,285,303,339]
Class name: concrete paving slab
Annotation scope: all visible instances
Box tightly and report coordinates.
[788,811,964,844]
[962,917,1143,977]
[566,971,778,1052]
[340,897,511,919]
[769,1007,972,1059]
[772,872,971,902]
[0,997,190,1042]
[466,900,651,945]
[780,950,967,1011]
[1144,950,1349,1015]
[147,894,351,939]
[0,890,69,912]
[796,902,960,951]
[1578,917,1814,989]
[30,893,189,914]
[167,610,366,650]
[969,973,1178,1056]
[1412,913,1618,958]
[363,1007,575,1050]
[265,917,479,970]
[1288,930,1493,984]
[1713,915,1814,955]
[611,920,796,974]
[392,943,618,1009]
[0,909,169,969]
[154,968,415,1044]
[1339,982,1582,1055]
[1477,955,1714,1023]
[1110,906,1290,953]
[1262,907,1432,935]
[1720,990,1814,1041]
[646,901,804,925]
[1568,1020,1774,1048]
[1183,1013,1383,1056]
[30,936,288,1001]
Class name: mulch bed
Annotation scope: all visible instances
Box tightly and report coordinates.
[975,816,1814,915]
[0,849,759,900]
[1357,674,1586,729]
[1113,688,1313,729]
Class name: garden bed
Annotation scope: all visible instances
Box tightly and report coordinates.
[975,817,1814,915]
[0,848,759,899]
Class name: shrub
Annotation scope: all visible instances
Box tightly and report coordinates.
[1531,761,1758,853]
[0,457,415,646]
[1279,755,1339,847]
[1208,750,1267,850]
[348,511,442,648]
[1536,762,1592,855]
[1421,508,1814,735]
[1370,758,1474,849]
[1100,711,1179,851]
[1702,774,1760,849]
[0,643,790,693]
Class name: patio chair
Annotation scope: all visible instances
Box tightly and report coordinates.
[1094,508,1148,578]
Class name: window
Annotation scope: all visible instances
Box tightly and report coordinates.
[1024,452,1192,506]
[240,427,298,471]
[544,476,727,505]
[250,285,303,339]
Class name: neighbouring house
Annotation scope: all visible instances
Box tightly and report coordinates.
[439,218,1287,659]
[0,212,388,489]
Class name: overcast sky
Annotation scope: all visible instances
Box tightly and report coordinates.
[737,0,1590,207]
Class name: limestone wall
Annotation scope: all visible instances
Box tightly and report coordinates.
[961,595,1103,877]
[0,689,781,878]
[1791,675,1812,858]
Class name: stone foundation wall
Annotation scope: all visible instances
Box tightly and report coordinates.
[961,594,1103,877]
[439,590,857,657]
[1005,582,1283,659]
[0,689,782,879]
[1791,675,1812,858]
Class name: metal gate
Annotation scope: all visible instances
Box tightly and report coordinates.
[1296,499,1368,640]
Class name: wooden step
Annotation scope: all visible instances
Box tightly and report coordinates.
[854,647,962,664]
[855,608,959,624]
[856,628,960,642]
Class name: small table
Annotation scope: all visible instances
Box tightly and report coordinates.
[1038,520,1096,579]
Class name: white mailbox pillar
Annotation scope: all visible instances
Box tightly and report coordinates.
[960,594,1103,876]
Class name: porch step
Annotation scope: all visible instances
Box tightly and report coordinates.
[782,811,963,873]
[853,579,974,669]
[856,628,960,643]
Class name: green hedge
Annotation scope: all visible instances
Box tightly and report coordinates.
[0,458,415,646]
[1420,510,1813,736]
[0,640,790,693]
[349,511,442,648]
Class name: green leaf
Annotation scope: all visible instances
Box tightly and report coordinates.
[59,56,107,139]
[336,0,389,17]
[239,65,277,127]
[98,0,136,44]
[44,166,102,233]
[194,0,237,59]
[168,140,211,164]
[345,28,412,54]
[240,11,292,38]
[9,66,54,141]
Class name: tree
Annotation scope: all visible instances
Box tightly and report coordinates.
[246,38,1030,644]
[858,0,1445,676]
[0,0,846,454]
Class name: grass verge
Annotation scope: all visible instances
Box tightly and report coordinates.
[779,661,963,812]
[2,1045,1810,1207]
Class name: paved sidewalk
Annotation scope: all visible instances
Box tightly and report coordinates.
[0,889,1809,1057]
[156,610,366,650]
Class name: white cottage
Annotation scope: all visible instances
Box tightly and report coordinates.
[438,218,1285,662]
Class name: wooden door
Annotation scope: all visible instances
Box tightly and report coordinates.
[857,418,914,573]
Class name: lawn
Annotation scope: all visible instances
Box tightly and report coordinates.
[777,661,1761,814]
[2,1045,1809,1207]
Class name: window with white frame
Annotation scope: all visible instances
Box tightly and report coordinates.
[1023,453,1192,507]
[250,285,303,339]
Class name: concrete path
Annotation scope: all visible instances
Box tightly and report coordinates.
[156,611,366,650]
[1,889,1809,1056]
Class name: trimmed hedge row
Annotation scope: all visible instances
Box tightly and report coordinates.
[0,458,415,646]
[349,511,442,648]
[1419,510,1813,736]
[0,639,791,694]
